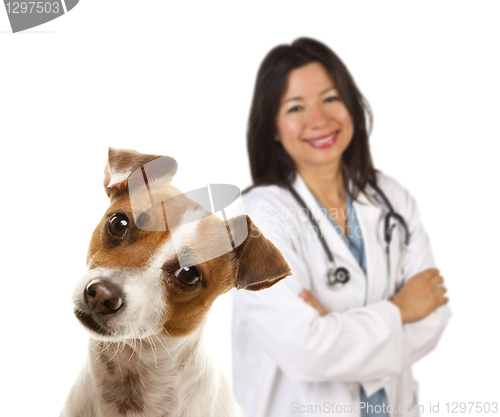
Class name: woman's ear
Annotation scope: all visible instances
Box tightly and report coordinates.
[229,215,291,291]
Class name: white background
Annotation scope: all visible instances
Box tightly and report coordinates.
[1,1,499,416]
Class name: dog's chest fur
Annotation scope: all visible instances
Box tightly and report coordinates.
[91,341,178,416]
[75,327,237,417]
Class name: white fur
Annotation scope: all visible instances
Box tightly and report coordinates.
[108,168,134,188]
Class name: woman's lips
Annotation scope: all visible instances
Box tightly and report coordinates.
[304,131,338,149]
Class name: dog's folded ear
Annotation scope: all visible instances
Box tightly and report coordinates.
[230,215,291,292]
[103,147,178,199]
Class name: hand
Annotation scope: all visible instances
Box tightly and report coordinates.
[391,268,449,324]
[299,288,328,316]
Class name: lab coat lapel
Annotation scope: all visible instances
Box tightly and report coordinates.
[352,186,385,304]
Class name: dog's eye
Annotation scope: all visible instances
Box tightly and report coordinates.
[174,266,202,286]
[107,214,129,238]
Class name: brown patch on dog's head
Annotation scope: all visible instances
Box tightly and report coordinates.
[87,148,187,269]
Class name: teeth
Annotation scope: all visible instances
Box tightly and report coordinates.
[309,134,335,144]
[317,135,333,144]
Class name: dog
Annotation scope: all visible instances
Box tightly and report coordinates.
[60,148,291,417]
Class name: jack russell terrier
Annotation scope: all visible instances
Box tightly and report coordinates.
[60,148,291,417]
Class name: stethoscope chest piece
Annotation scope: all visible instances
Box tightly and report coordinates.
[327,266,350,289]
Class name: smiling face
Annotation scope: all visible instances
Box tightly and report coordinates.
[276,62,354,175]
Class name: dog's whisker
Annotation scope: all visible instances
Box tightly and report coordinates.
[146,333,158,370]
[153,332,173,363]
[137,338,143,366]
[127,338,137,363]
[111,342,125,381]
[95,341,109,361]
[150,335,158,366]
[108,342,119,362]
[90,340,100,353]
[101,342,121,365]
[162,325,173,341]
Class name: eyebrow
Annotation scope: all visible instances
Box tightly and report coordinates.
[284,87,337,103]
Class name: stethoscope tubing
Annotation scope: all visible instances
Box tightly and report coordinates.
[288,187,335,264]
[288,181,410,294]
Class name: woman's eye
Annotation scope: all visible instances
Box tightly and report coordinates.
[174,266,202,286]
[325,96,339,103]
[287,105,302,114]
[325,95,340,103]
[107,213,129,238]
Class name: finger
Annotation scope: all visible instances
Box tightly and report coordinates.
[304,289,320,304]
[306,299,324,315]
[430,274,444,287]
[440,296,450,306]
[310,300,327,316]
[300,289,312,299]
[435,286,447,296]
[300,294,313,306]
[300,290,317,305]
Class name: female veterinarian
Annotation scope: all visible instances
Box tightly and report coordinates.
[231,38,451,417]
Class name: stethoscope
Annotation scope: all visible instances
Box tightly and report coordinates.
[288,181,410,296]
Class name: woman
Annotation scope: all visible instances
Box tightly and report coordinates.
[231,38,451,417]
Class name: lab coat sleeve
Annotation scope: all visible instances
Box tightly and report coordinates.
[361,183,452,396]
[236,192,405,383]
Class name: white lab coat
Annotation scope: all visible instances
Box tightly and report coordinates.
[231,171,451,417]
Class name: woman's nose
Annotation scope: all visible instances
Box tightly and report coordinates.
[306,105,328,129]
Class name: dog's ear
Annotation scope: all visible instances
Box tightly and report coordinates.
[229,215,291,291]
[103,147,178,199]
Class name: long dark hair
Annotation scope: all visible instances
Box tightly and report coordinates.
[246,37,378,202]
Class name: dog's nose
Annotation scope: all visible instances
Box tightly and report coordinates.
[84,279,124,314]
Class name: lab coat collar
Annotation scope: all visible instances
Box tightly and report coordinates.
[290,173,384,303]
